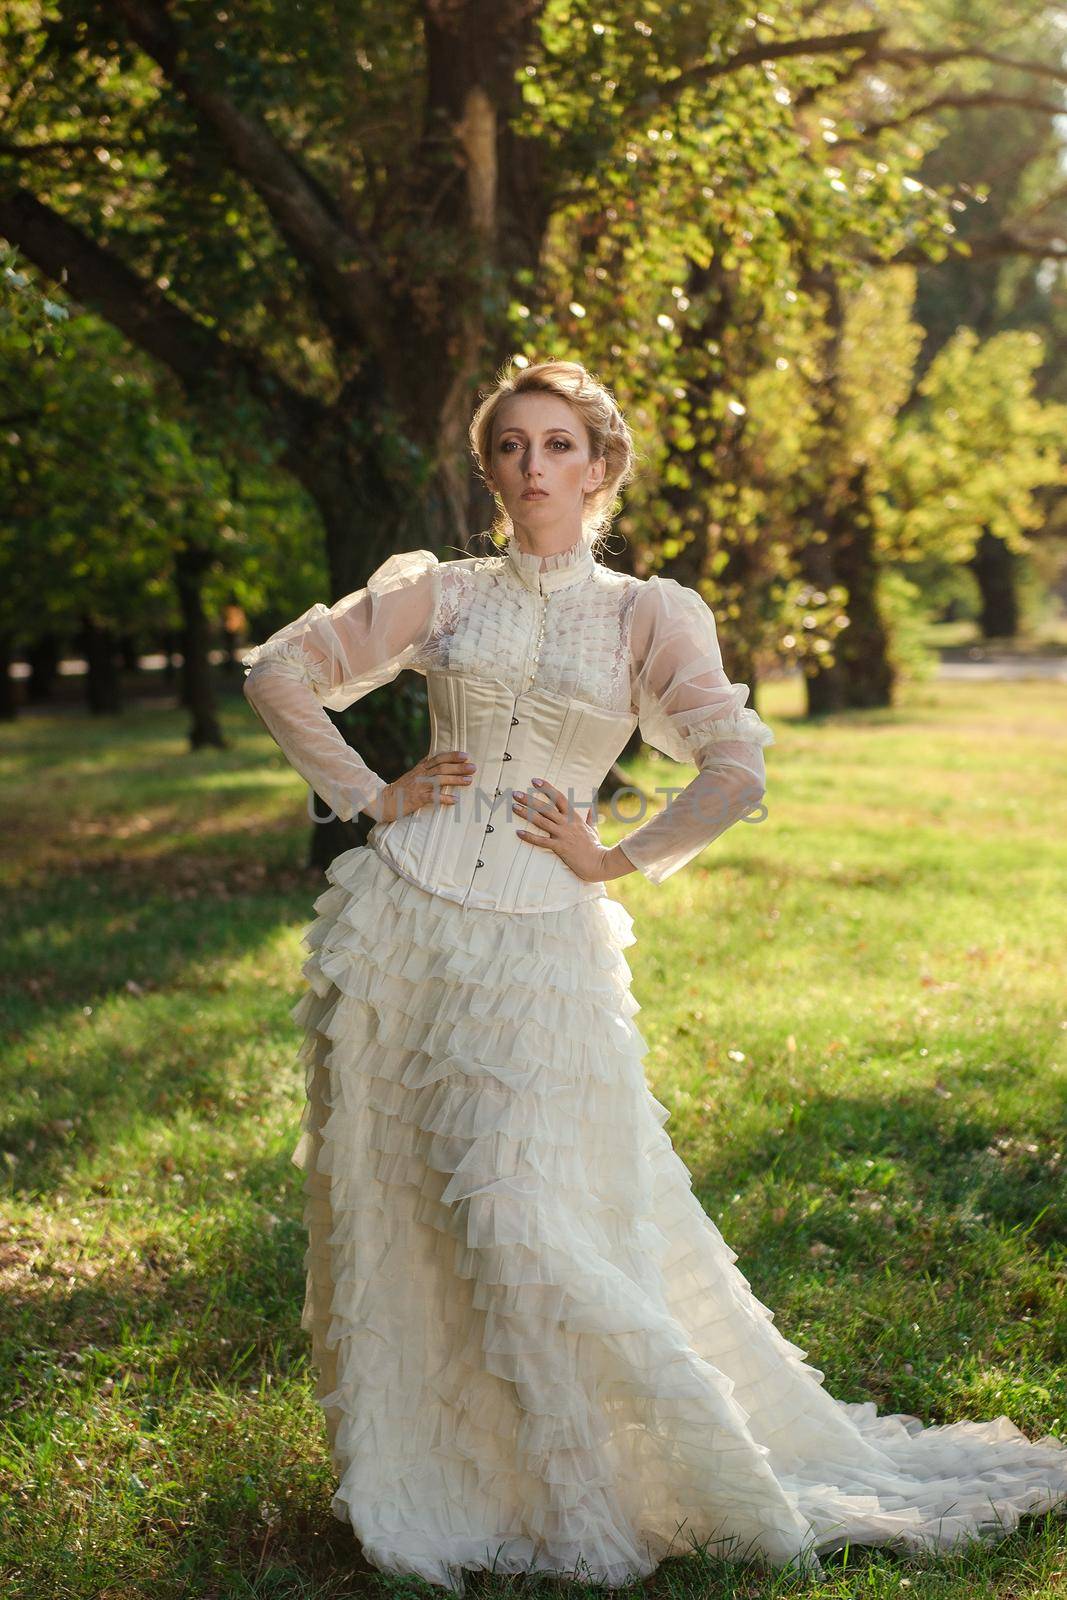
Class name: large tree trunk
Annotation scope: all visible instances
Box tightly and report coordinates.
[25,632,59,703]
[796,268,896,715]
[714,537,768,714]
[0,637,16,721]
[647,249,777,720]
[801,531,846,716]
[174,542,226,750]
[81,617,122,714]
[220,595,244,676]
[804,500,894,712]
[162,628,181,685]
[832,471,895,709]
[118,632,140,673]
[970,527,1020,639]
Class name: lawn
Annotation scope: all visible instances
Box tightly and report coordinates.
[1,670,1065,1600]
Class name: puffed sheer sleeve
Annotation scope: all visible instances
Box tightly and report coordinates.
[242,550,440,822]
[617,576,775,884]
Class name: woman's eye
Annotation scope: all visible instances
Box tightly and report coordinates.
[500,439,570,452]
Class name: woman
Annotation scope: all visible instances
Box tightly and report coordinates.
[243,360,1066,1591]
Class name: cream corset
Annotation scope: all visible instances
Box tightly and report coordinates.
[369,673,639,912]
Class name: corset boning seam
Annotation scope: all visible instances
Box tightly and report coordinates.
[500,698,586,909]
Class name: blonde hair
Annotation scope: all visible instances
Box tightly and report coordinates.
[468,358,637,555]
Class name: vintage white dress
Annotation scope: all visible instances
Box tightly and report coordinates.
[243,531,1067,1591]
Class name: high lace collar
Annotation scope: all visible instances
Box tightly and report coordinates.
[503,532,597,595]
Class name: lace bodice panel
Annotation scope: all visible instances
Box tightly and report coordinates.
[415,554,639,713]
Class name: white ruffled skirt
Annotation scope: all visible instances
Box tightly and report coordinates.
[290,845,1067,1591]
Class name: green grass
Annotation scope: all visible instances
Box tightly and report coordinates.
[1,674,1065,1600]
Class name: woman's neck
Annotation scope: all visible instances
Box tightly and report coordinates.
[509,528,589,566]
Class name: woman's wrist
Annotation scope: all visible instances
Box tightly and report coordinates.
[359,773,391,822]
[597,842,638,881]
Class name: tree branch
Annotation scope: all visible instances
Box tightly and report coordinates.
[0,186,321,438]
[659,28,887,109]
[874,43,1067,86]
[864,229,1067,265]
[111,0,392,353]
[1012,178,1067,225]
[0,137,137,159]
[835,89,1067,145]
[791,50,875,110]
[952,230,1067,261]
[670,32,1067,124]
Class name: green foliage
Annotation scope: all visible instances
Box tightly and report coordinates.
[877,566,941,686]
[876,327,1067,565]
[774,576,852,681]
[0,242,69,351]
[0,276,326,650]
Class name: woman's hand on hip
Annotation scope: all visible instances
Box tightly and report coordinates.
[369,750,476,823]
[511,779,612,882]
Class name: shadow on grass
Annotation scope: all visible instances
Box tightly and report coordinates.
[687,1078,1066,1233]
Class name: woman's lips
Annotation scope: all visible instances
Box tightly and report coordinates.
[522,490,548,499]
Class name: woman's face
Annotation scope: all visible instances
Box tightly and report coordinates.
[485,391,606,545]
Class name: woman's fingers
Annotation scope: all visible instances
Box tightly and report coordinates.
[530,778,566,810]
[418,750,476,798]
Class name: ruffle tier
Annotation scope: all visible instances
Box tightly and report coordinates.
[290,845,1067,1592]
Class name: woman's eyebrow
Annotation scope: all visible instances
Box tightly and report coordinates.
[499,427,576,438]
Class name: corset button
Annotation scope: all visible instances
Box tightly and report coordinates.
[502,751,512,761]
[510,717,519,726]
[476,859,485,868]
[486,825,494,833]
